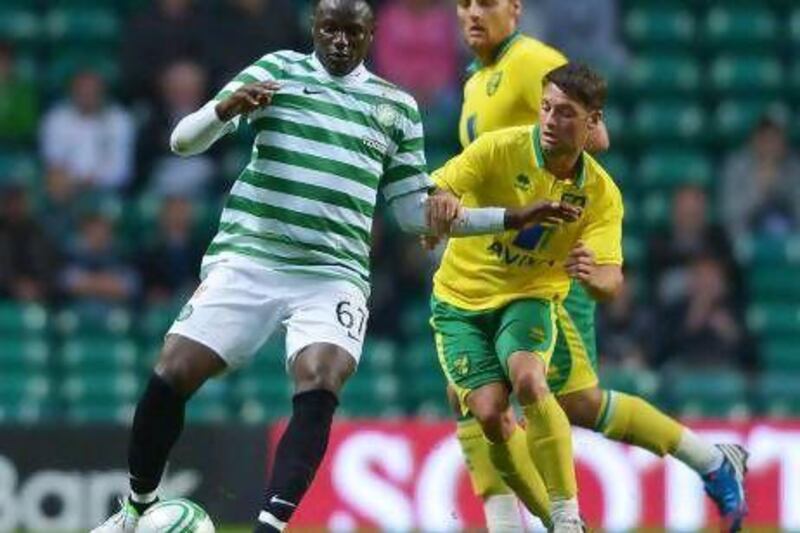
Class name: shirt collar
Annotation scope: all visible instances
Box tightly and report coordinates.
[310,52,369,84]
[531,125,587,189]
[467,30,522,75]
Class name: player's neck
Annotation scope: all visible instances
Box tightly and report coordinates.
[544,152,581,182]
[473,30,517,65]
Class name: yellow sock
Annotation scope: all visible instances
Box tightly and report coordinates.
[456,418,510,498]
[595,390,683,456]
[487,426,552,527]
[522,394,577,500]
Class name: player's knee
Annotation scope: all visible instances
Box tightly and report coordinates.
[472,408,508,442]
[468,390,512,442]
[155,346,206,397]
[513,368,550,404]
[292,343,356,394]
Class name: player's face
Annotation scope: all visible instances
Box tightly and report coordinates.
[456,0,520,55]
[313,0,374,77]
[539,82,600,157]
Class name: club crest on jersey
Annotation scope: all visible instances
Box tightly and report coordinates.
[514,174,531,191]
[486,71,503,96]
[561,191,586,208]
[375,103,399,128]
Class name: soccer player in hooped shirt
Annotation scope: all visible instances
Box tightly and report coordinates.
[446,0,748,530]
[90,0,568,532]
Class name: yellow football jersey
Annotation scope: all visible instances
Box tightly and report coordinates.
[433,126,623,311]
[458,32,567,149]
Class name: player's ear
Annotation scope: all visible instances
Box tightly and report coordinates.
[510,0,522,20]
[587,109,602,129]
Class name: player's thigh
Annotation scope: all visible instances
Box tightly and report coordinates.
[167,261,284,369]
[495,298,557,376]
[430,296,506,416]
[550,303,599,398]
[283,275,369,381]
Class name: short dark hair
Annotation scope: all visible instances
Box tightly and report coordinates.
[543,63,607,111]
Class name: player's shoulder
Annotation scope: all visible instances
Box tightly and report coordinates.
[470,125,533,157]
[583,153,622,206]
[508,35,567,68]
[366,73,419,110]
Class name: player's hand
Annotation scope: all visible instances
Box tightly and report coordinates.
[215,81,281,121]
[426,192,464,236]
[565,242,596,282]
[506,201,581,229]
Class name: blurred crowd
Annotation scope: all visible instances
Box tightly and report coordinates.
[2,0,798,378]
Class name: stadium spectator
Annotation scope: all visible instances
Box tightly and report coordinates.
[121,0,205,102]
[656,254,750,370]
[0,181,59,302]
[58,207,140,317]
[720,111,800,238]
[139,196,204,304]
[139,61,217,197]
[596,270,654,369]
[40,70,135,192]
[0,42,38,144]
[648,184,737,307]
[373,0,461,104]
[200,0,305,86]
[37,166,81,245]
[541,0,627,74]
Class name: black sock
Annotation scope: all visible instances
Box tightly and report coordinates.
[128,373,187,496]
[257,389,338,529]
[128,496,159,516]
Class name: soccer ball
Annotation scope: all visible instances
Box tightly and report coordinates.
[136,498,215,533]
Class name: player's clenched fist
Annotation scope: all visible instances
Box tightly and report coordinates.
[565,242,596,282]
[425,191,464,237]
[215,81,282,121]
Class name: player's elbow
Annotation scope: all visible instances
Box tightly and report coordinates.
[595,267,623,301]
[170,129,195,157]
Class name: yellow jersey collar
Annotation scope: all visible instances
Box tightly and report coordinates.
[467,30,523,75]
[531,125,587,189]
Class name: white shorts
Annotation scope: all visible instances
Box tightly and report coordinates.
[167,258,369,368]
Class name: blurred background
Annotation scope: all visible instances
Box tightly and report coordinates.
[0,0,798,531]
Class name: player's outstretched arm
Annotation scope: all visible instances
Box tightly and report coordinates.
[170,81,280,156]
[392,189,582,238]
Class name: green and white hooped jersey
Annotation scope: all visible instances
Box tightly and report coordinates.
[205,50,432,295]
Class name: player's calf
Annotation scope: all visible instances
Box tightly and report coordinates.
[130,337,226,510]
[255,344,353,532]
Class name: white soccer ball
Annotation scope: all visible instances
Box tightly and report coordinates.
[136,498,215,533]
